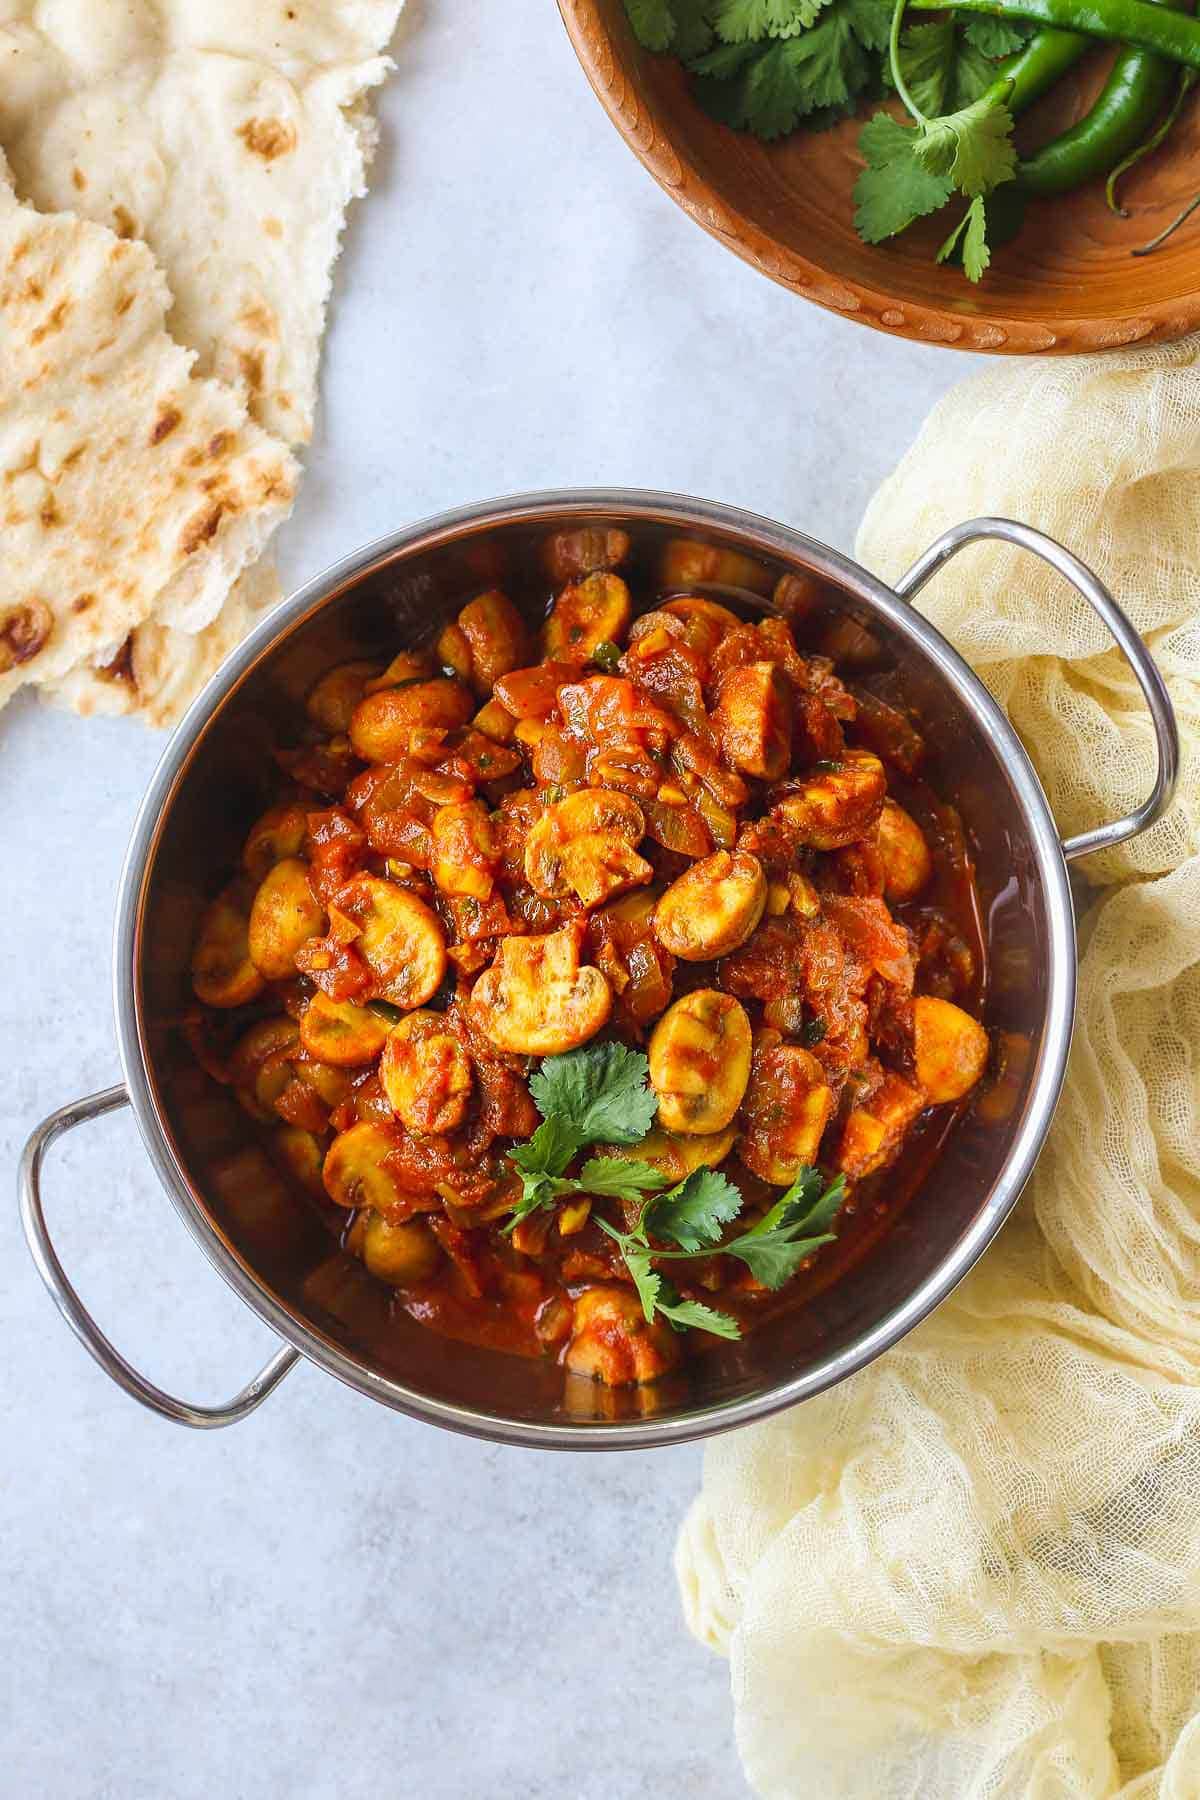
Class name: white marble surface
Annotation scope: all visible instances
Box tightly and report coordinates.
[1,6,984,1796]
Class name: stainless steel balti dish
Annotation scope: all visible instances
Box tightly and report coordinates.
[19,492,1179,1448]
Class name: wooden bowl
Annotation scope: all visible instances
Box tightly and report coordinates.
[559,0,1200,352]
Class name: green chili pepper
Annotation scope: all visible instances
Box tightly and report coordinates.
[920,0,1200,73]
[1019,0,1191,196]
[1000,25,1095,105]
[1020,48,1175,192]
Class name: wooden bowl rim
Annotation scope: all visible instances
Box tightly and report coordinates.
[558,0,1200,354]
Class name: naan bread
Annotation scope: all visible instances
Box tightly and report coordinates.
[49,559,283,730]
[0,1,405,444]
[0,167,296,710]
[0,1,404,725]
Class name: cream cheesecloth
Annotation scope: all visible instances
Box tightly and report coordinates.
[676,340,1200,1800]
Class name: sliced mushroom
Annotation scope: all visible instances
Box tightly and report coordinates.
[333,875,447,1008]
[543,572,632,663]
[602,1124,737,1183]
[248,857,327,981]
[775,749,886,850]
[437,590,530,694]
[713,661,793,780]
[564,1286,681,1386]
[358,1211,441,1286]
[380,1010,474,1136]
[469,926,611,1055]
[430,799,497,901]
[299,992,388,1067]
[837,1073,926,1180]
[739,1035,834,1185]
[322,1120,405,1211]
[191,885,265,1009]
[241,802,309,884]
[876,799,933,902]
[913,996,989,1103]
[525,788,651,909]
[230,1016,301,1119]
[348,676,474,762]
[653,851,766,961]
[649,989,752,1135]
[274,1125,326,1195]
[305,660,379,734]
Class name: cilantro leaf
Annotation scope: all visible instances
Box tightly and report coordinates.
[914,93,1016,198]
[884,18,999,113]
[853,113,952,243]
[625,0,677,52]
[657,1293,743,1338]
[890,16,955,117]
[948,38,998,108]
[724,1168,845,1286]
[577,1156,668,1202]
[688,38,760,75]
[508,1113,581,1181]
[937,193,991,282]
[618,1237,663,1322]
[840,0,892,53]
[727,1229,835,1287]
[689,41,758,126]
[748,1165,826,1234]
[529,1042,658,1145]
[962,14,1035,56]
[740,38,815,136]
[713,0,831,41]
[673,0,717,58]
[644,1168,744,1252]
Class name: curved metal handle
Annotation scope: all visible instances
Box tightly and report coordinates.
[894,517,1180,863]
[19,1085,300,1428]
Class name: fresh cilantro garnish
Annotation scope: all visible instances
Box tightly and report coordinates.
[643,1167,744,1252]
[530,1041,659,1145]
[595,1162,846,1337]
[937,193,990,281]
[916,90,1016,195]
[628,0,890,140]
[962,14,1035,56]
[882,16,997,116]
[854,112,952,242]
[690,0,888,137]
[505,1046,663,1231]
[506,1043,844,1339]
[712,0,831,42]
[657,1289,744,1338]
[509,1114,579,1181]
[854,38,1016,280]
[595,1169,746,1337]
[625,0,677,51]
[725,1168,846,1285]
[576,1155,667,1200]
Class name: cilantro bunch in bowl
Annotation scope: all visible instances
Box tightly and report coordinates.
[625,0,1200,280]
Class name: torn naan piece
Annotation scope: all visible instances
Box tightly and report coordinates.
[0,170,297,709]
[0,0,406,444]
[48,558,283,730]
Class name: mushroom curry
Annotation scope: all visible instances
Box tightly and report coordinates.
[188,545,990,1391]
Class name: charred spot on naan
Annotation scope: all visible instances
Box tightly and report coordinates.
[237,119,298,162]
[0,602,52,673]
